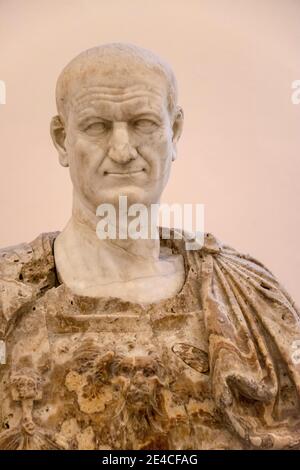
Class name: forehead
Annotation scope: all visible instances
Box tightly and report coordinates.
[67,73,169,121]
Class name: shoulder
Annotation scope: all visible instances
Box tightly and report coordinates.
[207,234,288,292]
[184,230,276,279]
[0,231,59,283]
[179,229,298,309]
[0,232,59,337]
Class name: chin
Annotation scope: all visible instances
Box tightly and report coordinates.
[96,187,158,208]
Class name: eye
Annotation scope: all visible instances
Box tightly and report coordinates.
[84,121,110,136]
[132,119,158,133]
[119,364,132,375]
[143,367,155,377]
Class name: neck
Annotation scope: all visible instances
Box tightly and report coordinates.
[54,193,186,303]
[70,192,161,261]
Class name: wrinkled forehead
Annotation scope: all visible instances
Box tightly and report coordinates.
[57,64,171,121]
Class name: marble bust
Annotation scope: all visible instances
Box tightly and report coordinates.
[0,43,300,450]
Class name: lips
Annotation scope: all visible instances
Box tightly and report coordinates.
[127,389,149,402]
[104,169,145,176]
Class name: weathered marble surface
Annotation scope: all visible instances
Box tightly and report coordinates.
[1,42,300,450]
[0,230,299,450]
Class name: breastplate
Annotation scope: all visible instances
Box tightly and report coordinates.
[0,279,241,450]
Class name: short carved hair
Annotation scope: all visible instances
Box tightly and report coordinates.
[55,42,178,122]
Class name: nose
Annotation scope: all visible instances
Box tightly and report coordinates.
[107,122,138,164]
[132,371,144,384]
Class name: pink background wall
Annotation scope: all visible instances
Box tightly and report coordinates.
[0,0,299,303]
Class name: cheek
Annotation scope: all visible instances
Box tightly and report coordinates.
[139,130,172,171]
[67,137,106,179]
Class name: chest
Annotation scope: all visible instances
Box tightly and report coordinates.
[43,296,212,449]
[1,285,241,450]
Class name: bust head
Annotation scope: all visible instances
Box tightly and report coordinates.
[50,43,184,213]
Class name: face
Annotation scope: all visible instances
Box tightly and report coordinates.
[51,70,183,213]
[113,353,165,409]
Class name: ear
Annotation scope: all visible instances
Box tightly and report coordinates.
[50,115,69,167]
[171,106,184,162]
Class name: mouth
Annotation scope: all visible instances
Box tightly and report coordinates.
[127,394,148,405]
[104,169,146,176]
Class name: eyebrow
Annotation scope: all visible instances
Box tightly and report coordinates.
[77,115,111,127]
[76,109,163,127]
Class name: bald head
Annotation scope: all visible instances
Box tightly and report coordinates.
[51,42,184,214]
[56,43,178,123]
